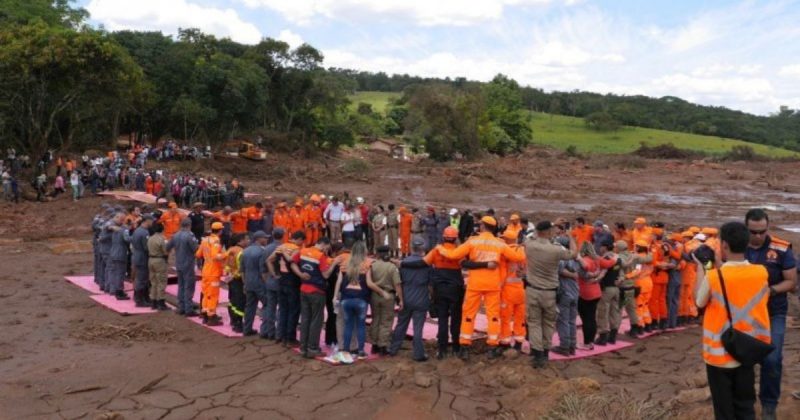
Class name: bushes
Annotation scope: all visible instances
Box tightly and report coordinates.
[633,142,703,159]
[722,145,764,161]
[585,111,620,131]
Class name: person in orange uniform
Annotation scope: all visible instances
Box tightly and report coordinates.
[304,195,325,247]
[229,207,248,236]
[627,239,654,333]
[632,217,653,247]
[288,199,306,240]
[649,223,671,330]
[195,222,227,326]
[570,217,594,248]
[505,214,523,238]
[399,207,413,257]
[613,222,634,250]
[437,216,525,360]
[678,230,699,325]
[244,202,263,234]
[207,206,234,247]
[145,175,154,195]
[273,201,289,242]
[499,229,527,351]
[159,202,184,241]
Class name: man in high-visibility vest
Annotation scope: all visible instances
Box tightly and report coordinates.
[195,222,227,326]
[695,221,771,420]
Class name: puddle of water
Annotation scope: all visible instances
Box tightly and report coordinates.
[780,225,800,233]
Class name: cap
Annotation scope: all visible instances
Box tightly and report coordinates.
[481,216,497,227]
[449,208,458,216]
[320,194,327,200]
[252,231,268,240]
[701,227,718,236]
[310,194,320,202]
[593,220,604,227]
[681,230,694,238]
[356,197,364,204]
[412,237,426,247]
[669,233,684,242]
[634,217,646,224]
[614,240,628,252]
[211,222,224,230]
[193,202,204,208]
[502,229,518,241]
[689,226,701,234]
[510,213,520,221]
[695,233,708,242]
[168,202,178,209]
[376,245,390,254]
[443,226,458,240]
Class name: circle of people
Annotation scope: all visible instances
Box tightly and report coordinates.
[88,195,791,383]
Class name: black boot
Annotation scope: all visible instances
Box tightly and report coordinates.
[458,346,470,361]
[530,350,542,369]
[595,333,609,346]
[487,347,504,360]
[133,290,144,307]
[201,313,209,324]
[115,291,130,301]
[150,298,158,309]
[206,315,223,326]
[513,342,523,353]
[608,329,618,344]
[157,300,169,311]
[659,319,667,330]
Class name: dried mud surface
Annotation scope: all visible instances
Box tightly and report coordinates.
[2,149,800,419]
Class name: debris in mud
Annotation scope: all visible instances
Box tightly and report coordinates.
[413,372,434,388]
[71,323,176,343]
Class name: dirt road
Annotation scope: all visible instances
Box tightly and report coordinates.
[1,149,800,419]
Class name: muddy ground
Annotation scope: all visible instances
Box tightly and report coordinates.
[2,148,800,419]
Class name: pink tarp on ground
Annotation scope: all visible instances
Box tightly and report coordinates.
[165,282,229,304]
[89,294,164,315]
[65,275,132,294]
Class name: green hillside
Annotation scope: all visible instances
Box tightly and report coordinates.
[349,91,798,158]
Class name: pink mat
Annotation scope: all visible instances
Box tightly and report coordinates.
[89,294,165,315]
[165,282,229,304]
[183,304,260,337]
[65,275,133,294]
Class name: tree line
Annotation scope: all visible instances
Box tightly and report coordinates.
[343,71,800,152]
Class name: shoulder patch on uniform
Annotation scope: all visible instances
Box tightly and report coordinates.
[769,236,791,251]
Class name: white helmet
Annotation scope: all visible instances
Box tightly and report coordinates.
[356,197,364,204]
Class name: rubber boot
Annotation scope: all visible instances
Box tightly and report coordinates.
[487,347,504,360]
[659,319,667,330]
[151,298,158,309]
[513,342,523,353]
[458,346,470,361]
[157,300,169,311]
[530,350,542,369]
[595,332,609,346]
[133,290,144,307]
[201,313,209,324]
[206,315,223,326]
[608,329,618,345]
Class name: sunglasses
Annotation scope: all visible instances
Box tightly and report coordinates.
[749,229,768,235]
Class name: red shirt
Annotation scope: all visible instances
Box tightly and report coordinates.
[292,247,331,295]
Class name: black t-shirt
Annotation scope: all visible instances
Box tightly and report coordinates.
[599,254,621,289]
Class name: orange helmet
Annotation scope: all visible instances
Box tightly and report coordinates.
[310,194,320,203]
[443,226,458,240]
[502,229,518,241]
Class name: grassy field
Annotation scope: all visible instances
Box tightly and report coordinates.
[349,91,400,113]
[349,91,799,158]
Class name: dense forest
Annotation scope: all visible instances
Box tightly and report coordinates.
[1,0,798,161]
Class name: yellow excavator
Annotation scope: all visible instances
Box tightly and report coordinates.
[220,140,267,161]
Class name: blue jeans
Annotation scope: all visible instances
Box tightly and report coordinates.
[760,314,786,409]
[262,289,279,337]
[176,267,196,313]
[556,295,578,349]
[244,285,266,334]
[342,298,368,353]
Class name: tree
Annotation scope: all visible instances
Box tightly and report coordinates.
[0,0,87,29]
[0,23,145,154]
[584,111,620,131]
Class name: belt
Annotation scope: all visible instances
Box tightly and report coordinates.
[529,285,558,292]
[150,256,167,260]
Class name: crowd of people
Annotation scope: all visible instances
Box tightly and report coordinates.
[88,190,797,419]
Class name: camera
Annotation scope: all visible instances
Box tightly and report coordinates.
[692,244,715,266]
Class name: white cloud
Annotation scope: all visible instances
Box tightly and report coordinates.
[277,29,303,48]
[650,74,774,103]
[779,64,800,78]
[87,0,262,44]
[667,20,718,52]
[240,0,560,26]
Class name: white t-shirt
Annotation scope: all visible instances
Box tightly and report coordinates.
[324,202,345,222]
[342,211,355,232]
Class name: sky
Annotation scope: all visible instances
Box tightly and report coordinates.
[78,0,800,115]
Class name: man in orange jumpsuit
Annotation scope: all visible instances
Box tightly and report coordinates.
[273,201,289,243]
[678,230,700,325]
[145,175,154,195]
[648,224,670,330]
[627,239,655,332]
[195,222,226,326]
[288,199,305,240]
[499,229,527,352]
[159,202,184,240]
[399,207,413,257]
[570,217,594,248]
[632,217,653,247]
[243,202,263,234]
[505,214,523,238]
[437,216,525,360]
[230,208,248,236]
[613,222,634,250]
[303,195,325,247]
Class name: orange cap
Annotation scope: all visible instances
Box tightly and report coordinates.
[681,230,693,238]
[689,226,701,234]
[669,233,684,242]
[211,222,223,230]
[701,227,718,236]
[310,194,320,202]
[481,216,497,227]
[502,229,518,241]
[634,217,646,224]
[443,226,458,240]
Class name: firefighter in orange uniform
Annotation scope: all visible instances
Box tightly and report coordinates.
[437,216,525,360]
[632,217,653,247]
[678,230,699,325]
[399,207,413,257]
[505,214,523,238]
[288,199,305,239]
[273,201,290,243]
[230,207,248,236]
[499,229,527,351]
[195,222,227,326]
[627,239,654,332]
[159,202,184,240]
[649,224,670,330]
[304,195,325,246]
[570,217,594,248]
